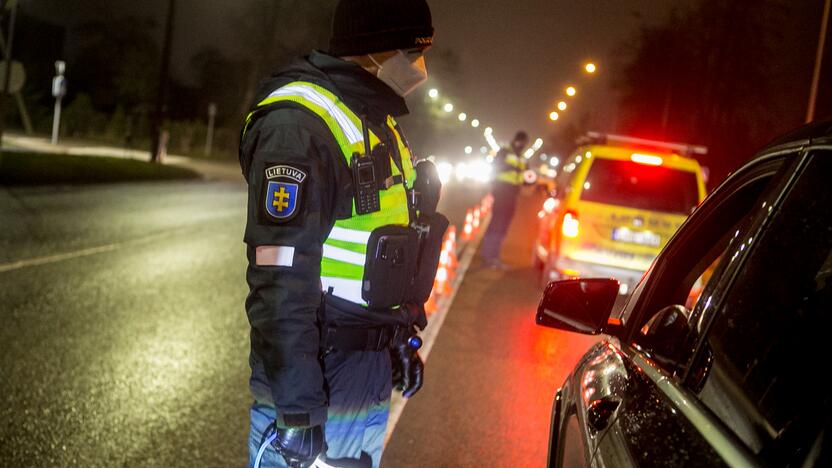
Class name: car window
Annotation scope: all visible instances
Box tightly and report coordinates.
[580,158,700,214]
[621,155,798,382]
[693,153,832,465]
[622,158,785,331]
[685,256,721,310]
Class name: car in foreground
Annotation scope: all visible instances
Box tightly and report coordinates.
[536,120,832,467]
[533,134,708,296]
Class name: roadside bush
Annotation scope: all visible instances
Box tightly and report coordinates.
[61,93,108,138]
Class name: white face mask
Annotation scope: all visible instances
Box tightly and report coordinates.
[368,50,428,97]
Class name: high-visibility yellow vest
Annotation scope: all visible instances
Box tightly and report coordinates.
[496,151,525,185]
[244,81,415,306]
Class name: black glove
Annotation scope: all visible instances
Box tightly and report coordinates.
[390,337,424,398]
[271,425,326,468]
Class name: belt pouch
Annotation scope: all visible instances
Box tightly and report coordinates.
[363,225,419,309]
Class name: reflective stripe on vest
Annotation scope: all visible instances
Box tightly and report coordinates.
[497,152,524,185]
[247,81,415,306]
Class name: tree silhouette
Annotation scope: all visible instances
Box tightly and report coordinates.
[613,0,807,184]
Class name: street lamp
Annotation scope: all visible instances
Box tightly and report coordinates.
[443,103,454,113]
[549,111,559,121]
[807,0,831,122]
[471,119,480,128]
[458,112,467,122]
[464,146,473,154]
[428,88,439,99]
[566,86,576,97]
[585,62,597,74]
[557,101,567,111]
[484,126,493,136]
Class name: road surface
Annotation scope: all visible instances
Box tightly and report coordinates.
[382,190,599,467]
[1,178,595,467]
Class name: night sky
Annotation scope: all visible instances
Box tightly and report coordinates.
[25,0,695,143]
[428,0,696,140]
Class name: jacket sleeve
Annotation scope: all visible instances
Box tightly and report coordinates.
[241,107,350,428]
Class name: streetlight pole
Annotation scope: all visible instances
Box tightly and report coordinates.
[807,0,831,123]
[0,0,18,145]
[150,0,176,163]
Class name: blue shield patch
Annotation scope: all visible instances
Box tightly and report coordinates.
[265,181,300,221]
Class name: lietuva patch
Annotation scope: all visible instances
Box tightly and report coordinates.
[263,164,307,223]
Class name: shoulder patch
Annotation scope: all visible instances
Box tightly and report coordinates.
[263,163,308,223]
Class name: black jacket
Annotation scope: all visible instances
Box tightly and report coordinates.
[239,51,416,428]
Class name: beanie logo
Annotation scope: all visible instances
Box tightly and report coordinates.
[415,37,433,46]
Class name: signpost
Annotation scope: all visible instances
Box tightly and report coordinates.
[51,61,66,145]
[205,102,217,156]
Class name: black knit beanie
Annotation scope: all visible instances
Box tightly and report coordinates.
[329,0,434,57]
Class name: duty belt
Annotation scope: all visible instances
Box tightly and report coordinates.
[321,325,408,352]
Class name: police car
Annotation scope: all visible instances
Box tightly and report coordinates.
[536,120,832,467]
[533,133,707,295]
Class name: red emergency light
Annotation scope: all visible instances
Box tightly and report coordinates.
[630,153,664,166]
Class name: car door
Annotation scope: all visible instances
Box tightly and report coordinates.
[683,150,832,467]
[586,151,800,467]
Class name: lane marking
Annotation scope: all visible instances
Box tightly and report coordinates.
[0,228,193,274]
[383,216,490,447]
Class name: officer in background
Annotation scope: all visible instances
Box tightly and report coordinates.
[239,1,445,467]
[479,131,530,269]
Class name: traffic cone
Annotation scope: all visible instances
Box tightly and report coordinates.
[443,241,457,269]
[447,226,457,246]
[463,209,474,241]
[425,289,438,315]
[443,231,458,269]
[435,265,450,294]
[482,194,493,214]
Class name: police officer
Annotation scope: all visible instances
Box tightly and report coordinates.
[239,1,443,467]
[480,131,530,269]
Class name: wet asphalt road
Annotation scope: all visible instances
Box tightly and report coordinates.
[1,181,251,466]
[382,191,600,467]
[0,180,482,467]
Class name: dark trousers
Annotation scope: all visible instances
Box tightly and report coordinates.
[480,183,519,262]
[248,350,391,468]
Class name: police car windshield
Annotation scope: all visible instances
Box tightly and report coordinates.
[580,158,699,214]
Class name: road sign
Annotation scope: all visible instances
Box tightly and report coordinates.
[0,60,25,93]
[52,76,66,98]
[52,60,67,144]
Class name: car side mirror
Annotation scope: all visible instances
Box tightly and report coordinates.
[637,305,696,373]
[536,278,620,335]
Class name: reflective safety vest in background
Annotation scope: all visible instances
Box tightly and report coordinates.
[244,81,416,306]
[496,150,525,185]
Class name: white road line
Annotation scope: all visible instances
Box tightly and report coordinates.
[0,229,189,274]
[383,216,490,447]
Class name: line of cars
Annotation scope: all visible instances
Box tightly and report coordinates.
[534,122,832,467]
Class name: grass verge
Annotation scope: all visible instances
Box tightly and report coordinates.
[0,152,201,185]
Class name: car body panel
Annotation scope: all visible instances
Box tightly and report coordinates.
[544,121,832,467]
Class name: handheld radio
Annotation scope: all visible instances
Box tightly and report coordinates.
[352,152,380,214]
[353,115,381,214]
